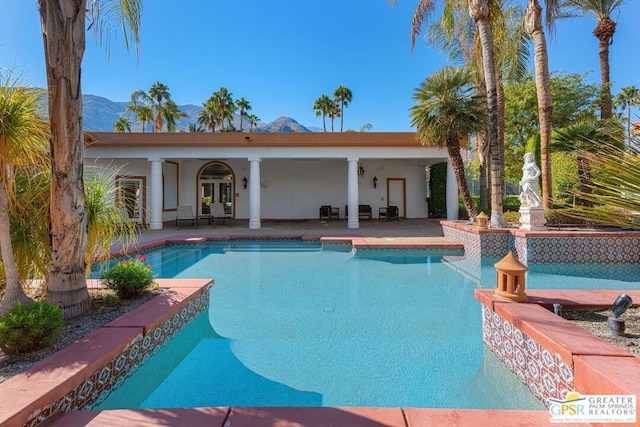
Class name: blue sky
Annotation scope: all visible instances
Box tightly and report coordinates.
[1,0,639,131]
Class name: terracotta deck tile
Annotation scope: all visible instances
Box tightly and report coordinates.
[493,301,633,365]
[104,286,207,334]
[0,327,141,427]
[227,406,407,427]
[574,355,640,397]
[404,408,590,426]
[361,236,463,249]
[154,278,213,290]
[474,290,640,312]
[42,407,230,427]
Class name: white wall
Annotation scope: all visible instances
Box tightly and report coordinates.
[87,157,432,223]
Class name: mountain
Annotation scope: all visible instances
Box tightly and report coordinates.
[254,116,310,133]
[72,93,314,133]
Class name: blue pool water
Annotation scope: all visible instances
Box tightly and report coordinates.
[95,241,640,410]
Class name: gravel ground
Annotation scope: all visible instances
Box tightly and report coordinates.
[564,307,640,358]
[0,290,160,384]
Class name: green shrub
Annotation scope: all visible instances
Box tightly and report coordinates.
[0,301,64,354]
[502,211,520,224]
[504,195,521,212]
[101,254,156,299]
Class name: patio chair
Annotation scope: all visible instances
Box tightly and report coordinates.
[320,205,332,221]
[209,202,232,227]
[329,206,340,220]
[358,204,372,221]
[379,205,399,221]
[176,205,197,229]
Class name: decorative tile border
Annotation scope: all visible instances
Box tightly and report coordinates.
[442,221,640,264]
[22,289,210,427]
[481,306,572,406]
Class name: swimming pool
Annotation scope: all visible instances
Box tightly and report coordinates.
[95,241,640,410]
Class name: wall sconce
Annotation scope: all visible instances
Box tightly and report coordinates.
[358,165,365,177]
[373,176,378,188]
[244,136,251,141]
[242,176,248,189]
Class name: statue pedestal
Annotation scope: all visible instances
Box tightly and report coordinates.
[519,207,547,231]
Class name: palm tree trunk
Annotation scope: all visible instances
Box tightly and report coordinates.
[525,0,553,209]
[470,0,505,227]
[0,181,33,315]
[39,0,90,319]
[595,18,615,120]
[340,104,344,132]
[477,130,489,211]
[154,110,163,133]
[447,135,477,220]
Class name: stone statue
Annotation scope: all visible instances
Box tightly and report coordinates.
[519,152,542,208]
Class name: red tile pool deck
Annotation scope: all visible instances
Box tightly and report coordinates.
[1,235,637,426]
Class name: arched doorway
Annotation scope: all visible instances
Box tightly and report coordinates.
[198,162,235,217]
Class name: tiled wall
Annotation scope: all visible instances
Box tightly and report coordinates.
[481,306,573,406]
[25,291,210,427]
[441,223,512,258]
[442,222,640,264]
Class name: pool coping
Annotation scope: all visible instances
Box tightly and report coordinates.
[0,278,213,427]
[476,289,640,410]
[2,236,636,426]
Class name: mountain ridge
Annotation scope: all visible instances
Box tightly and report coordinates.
[72,93,315,133]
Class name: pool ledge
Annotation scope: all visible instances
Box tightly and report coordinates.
[476,289,640,406]
[41,407,578,427]
[0,278,212,427]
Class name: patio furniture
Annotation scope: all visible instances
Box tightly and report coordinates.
[379,205,399,221]
[176,205,197,229]
[320,205,339,221]
[209,202,232,227]
[345,204,372,221]
[358,204,372,221]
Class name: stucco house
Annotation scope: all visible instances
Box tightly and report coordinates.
[84,132,460,229]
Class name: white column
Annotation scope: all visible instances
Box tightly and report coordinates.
[446,159,459,220]
[248,157,262,229]
[149,158,164,230]
[347,157,359,229]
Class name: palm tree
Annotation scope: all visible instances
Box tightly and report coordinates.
[393,0,505,226]
[125,91,153,132]
[0,75,50,315]
[212,87,235,132]
[334,85,353,132]
[614,85,640,145]
[423,1,528,213]
[551,119,624,206]
[187,123,205,132]
[562,141,640,228]
[84,165,138,272]
[525,0,559,209]
[163,99,188,132]
[246,113,260,132]
[561,0,627,119]
[327,99,341,132]
[411,67,486,220]
[198,98,219,132]
[313,94,331,132]
[235,97,251,132]
[148,82,171,132]
[113,116,132,132]
[38,0,141,318]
